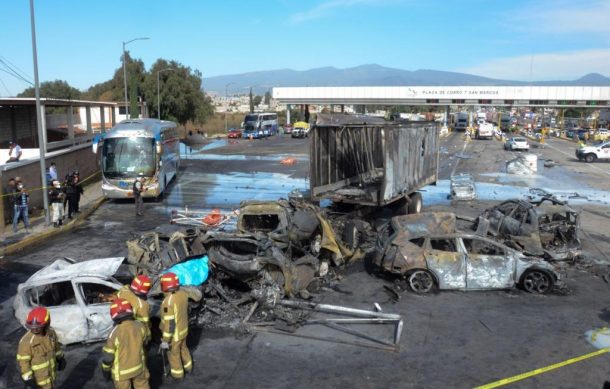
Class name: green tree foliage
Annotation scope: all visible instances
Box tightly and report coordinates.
[18,80,81,99]
[253,95,263,107]
[264,91,271,105]
[83,52,146,103]
[141,59,213,125]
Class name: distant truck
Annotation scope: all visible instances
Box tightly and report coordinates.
[476,122,494,139]
[452,112,469,131]
[310,114,439,214]
[486,112,511,130]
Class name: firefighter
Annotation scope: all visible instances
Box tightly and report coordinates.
[101,298,150,389]
[116,275,152,337]
[159,272,192,379]
[16,307,66,389]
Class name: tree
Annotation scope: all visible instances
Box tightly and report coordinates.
[82,52,146,104]
[249,88,254,113]
[141,59,214,125]
[18,80,81,99]
[253,95,263,107]
[264,91,271,105]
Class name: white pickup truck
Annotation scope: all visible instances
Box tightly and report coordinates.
[575,141,610,162]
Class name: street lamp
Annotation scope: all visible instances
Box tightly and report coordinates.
[157,68,175,120]
[29,0,49,224]
[225,82,235,132]
[122,37,149,118]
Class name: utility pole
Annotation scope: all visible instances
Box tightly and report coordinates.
[122,37,149,119]
[29,0,49,223]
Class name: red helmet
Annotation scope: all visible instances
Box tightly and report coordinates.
[160,272,180,292]
[130,275,152,296]
[110,298,133,321]
[26,307,50,330]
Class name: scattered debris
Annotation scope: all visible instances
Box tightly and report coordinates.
[473,197,581,261]
[506,154,537,175]
[280,157,297,165]
[170,207,236,227]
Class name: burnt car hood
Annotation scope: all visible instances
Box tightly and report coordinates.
[24,257,124,285]
[390,212,457,238]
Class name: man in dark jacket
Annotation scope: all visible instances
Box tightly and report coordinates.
[71,172,83,213]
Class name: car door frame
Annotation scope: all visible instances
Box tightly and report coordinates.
[458,237,516,290]
[422,236,467,290]
[72,276,122,343]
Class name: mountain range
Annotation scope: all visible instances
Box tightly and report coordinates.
[203,64,610,95]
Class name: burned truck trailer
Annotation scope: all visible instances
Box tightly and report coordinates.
[310,114,439,213]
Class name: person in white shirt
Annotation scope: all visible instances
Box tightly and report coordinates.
[49,162,58,181]
[6,141,22,163]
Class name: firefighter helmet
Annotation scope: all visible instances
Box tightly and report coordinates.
[160,272,180,292]
[110,298,133,321]
[130,275,152,297]
[26,307,50,331]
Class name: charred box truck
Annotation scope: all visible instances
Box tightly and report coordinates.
[310,114,439,214]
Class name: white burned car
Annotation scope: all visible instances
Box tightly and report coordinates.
[13,257,126,345]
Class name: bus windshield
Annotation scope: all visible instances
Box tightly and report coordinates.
[102,137,156,179]
[244,114,259,123]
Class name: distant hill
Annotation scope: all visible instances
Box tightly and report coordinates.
[203,64,610,94]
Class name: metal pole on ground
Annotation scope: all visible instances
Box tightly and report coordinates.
[29,0,49,224]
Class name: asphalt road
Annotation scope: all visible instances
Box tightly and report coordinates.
[1,132,610,389]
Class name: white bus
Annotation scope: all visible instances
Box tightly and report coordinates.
[92,119,180,199]
[242,113,278,138]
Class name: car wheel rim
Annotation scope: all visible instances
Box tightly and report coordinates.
[524,271,550,294]
[409,270,433,293]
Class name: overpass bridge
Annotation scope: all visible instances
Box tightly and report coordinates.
[272,86,610,108]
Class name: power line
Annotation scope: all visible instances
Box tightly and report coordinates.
[0,61,34,85]
[0,56,31,81]
[0,76,12,96]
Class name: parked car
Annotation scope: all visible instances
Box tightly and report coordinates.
[373,212,560,294]
[566,129,588,140]
[283,124,294,134]
[228,128,243,139]
[504,136,530,151]
[576,140,610,162]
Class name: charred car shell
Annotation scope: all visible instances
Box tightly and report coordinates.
[374,212,560,294]
[473,198,581,261]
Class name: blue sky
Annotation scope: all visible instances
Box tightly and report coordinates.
[1,0,609,95]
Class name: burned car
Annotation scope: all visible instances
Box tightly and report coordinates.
[473,198,581,261]
[14,257,125,344]
[373,212,560,294]
[201,200,359,297]
[450,173,476,200]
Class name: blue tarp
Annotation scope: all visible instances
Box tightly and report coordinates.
[164,255,209,286]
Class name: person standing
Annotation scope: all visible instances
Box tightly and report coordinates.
[159,273,192,380]
[49,180,64,227]
[101,298,150,389]
[116,275,152,337]
[13,182,30,233]
[6,141,22,163]
[65,176,76,219]
[5,177,17,224]
[71,172,84,213]
[16,307,66,389]
[133,176,145,216]
[49,162,58,182]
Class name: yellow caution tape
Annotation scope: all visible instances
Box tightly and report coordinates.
[473,347,610,389]
[0,171,99,198]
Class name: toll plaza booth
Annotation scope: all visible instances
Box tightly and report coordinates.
[0,98,117,232]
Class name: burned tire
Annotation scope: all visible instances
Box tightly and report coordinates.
[521,269,554,294]
[342,221,359,250]
[407,269,435,294]
[585,153,597,163]
[407,192,423,214]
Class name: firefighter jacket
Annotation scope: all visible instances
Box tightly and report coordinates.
[116,285,150,331]
[16,328,63,387]
[160,289,189,343]
[101,319,149,382]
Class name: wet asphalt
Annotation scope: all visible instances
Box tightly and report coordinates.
[2,132,610,388]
